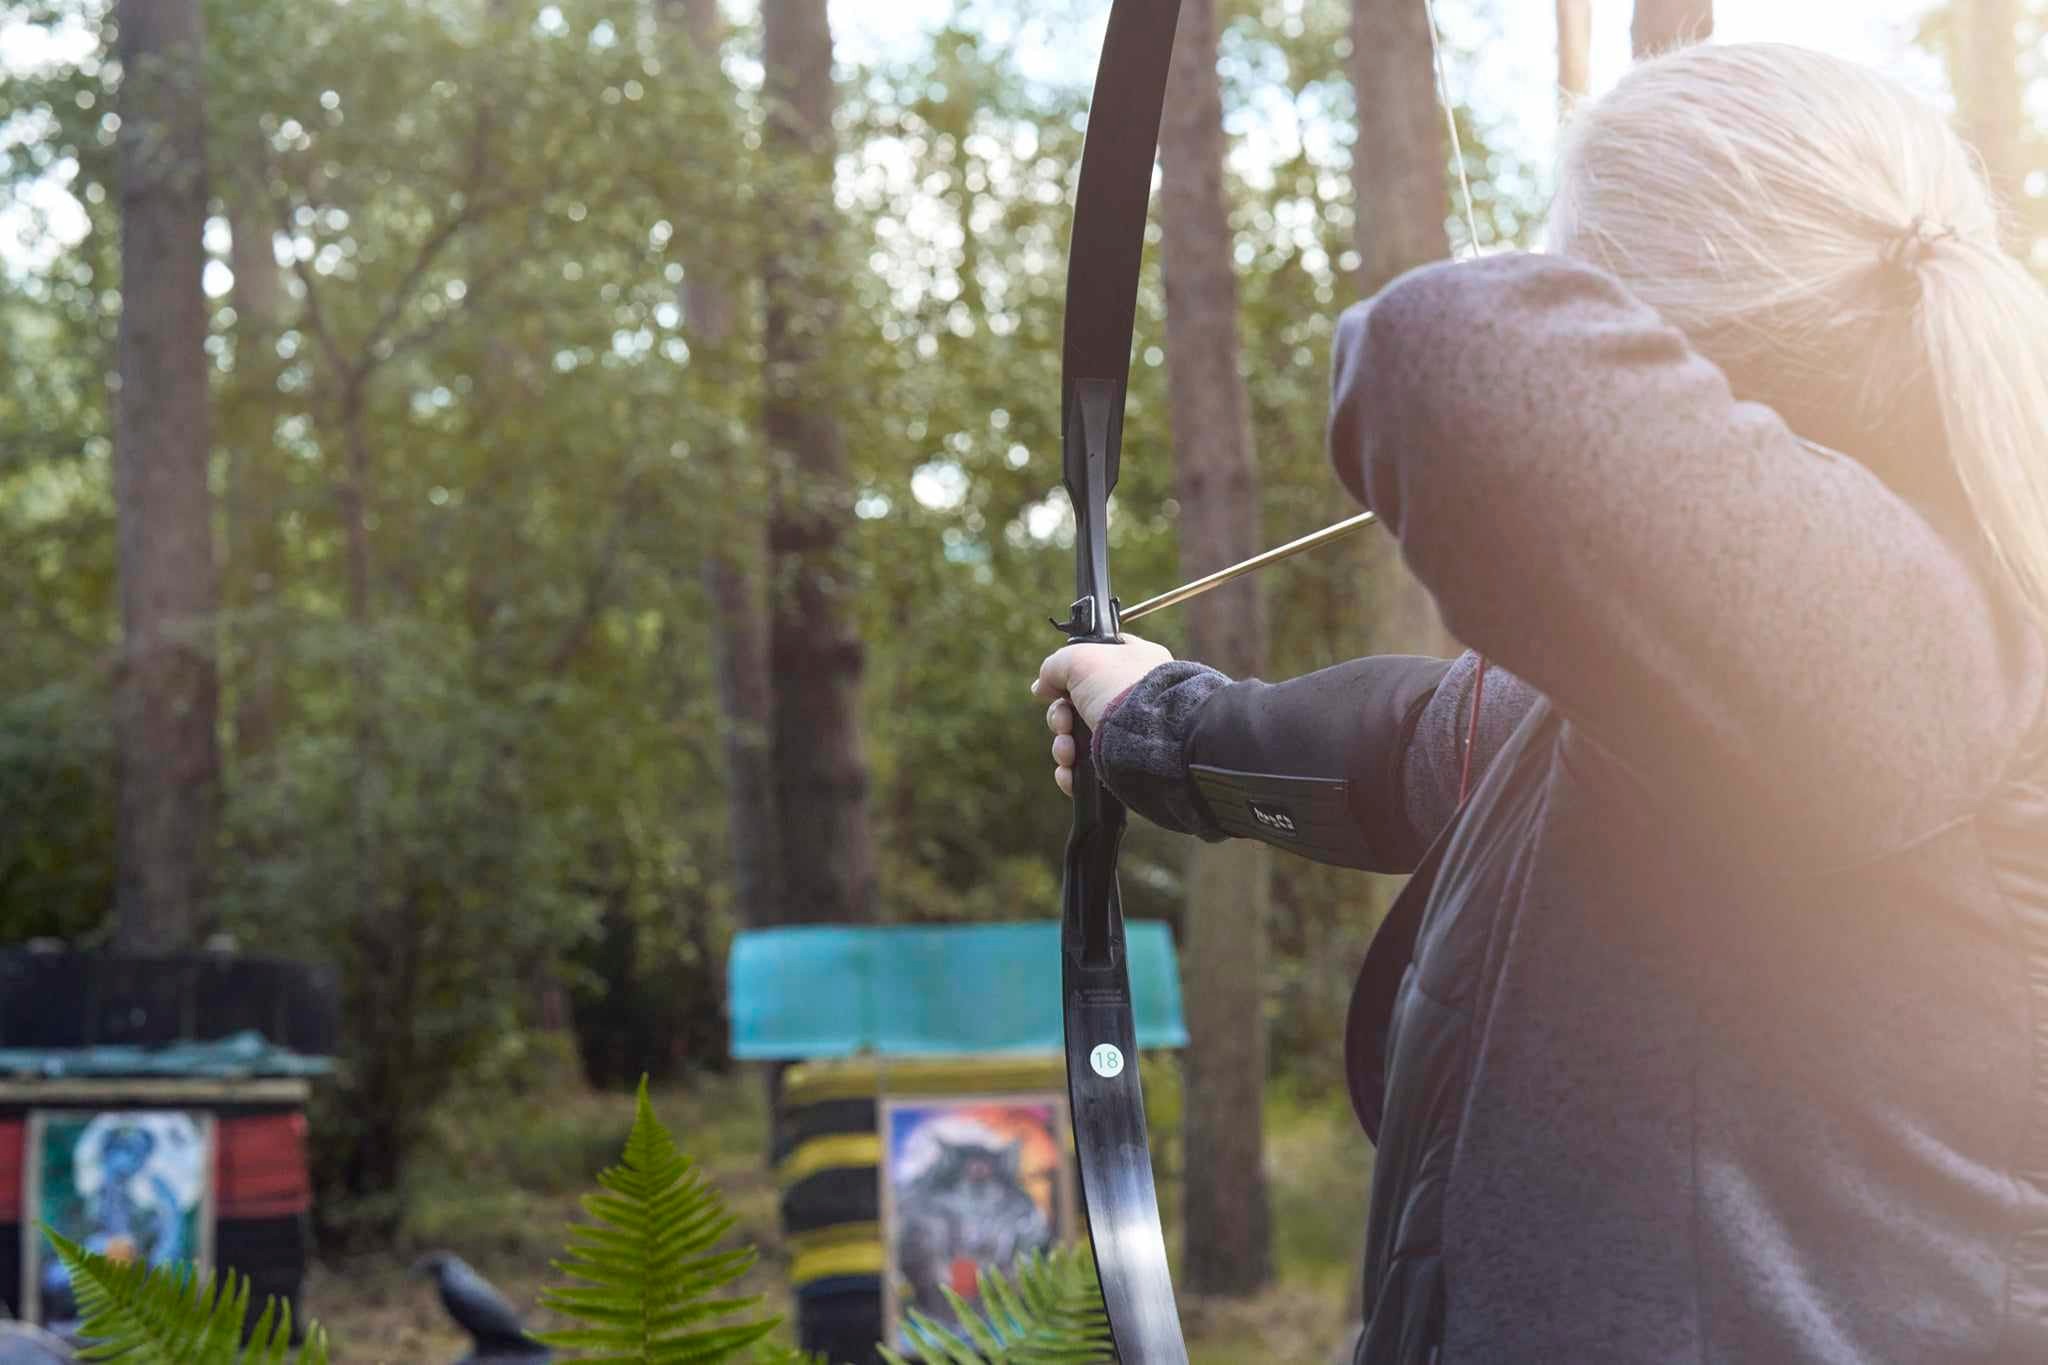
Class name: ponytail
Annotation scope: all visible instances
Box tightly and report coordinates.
[1553,42,2048,627]
[1917,240,2048,624]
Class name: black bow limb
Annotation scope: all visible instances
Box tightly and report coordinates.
[1051,1,1190,1360]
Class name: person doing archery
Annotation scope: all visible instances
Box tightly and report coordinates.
[1033,42,2048,1365]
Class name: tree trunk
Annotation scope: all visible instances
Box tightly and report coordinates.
[1632,0,1713,59]
[1957,0,2025,228]
[1350,0,1455,658]
[337,379,382,1034]
[760,0,874,925]
[1557,0,1594,106]
[226,190,287,762]
[1160,0,1274,1297]
[112,0,220,952]
[665,0,784,932]
[703,553,782,917]
[661,0,788,1156]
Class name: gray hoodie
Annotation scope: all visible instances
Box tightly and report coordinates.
[1094,252,2048,1361]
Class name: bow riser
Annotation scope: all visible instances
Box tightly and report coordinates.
[1055,1,1189,1360]
[1059,379,1124,645]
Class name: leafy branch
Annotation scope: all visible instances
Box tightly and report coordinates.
[537,1077,799,1364]
[880,1248,1111,1365]
[36,1084,1115,1364]
[44,1226,330,1363]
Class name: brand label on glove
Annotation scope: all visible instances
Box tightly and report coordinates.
[1247,800,1299,837]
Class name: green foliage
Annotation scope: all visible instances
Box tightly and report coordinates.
[41,1078,1138,1364]
[879,1247,1112,1365]
[0,676,114,940]
[44,1225,330,1364]
[538,1078,796,1364]
[0,0,1560,1207]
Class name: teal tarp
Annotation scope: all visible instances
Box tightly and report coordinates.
[727,921,1188,1059]
[0,1029,333,1079]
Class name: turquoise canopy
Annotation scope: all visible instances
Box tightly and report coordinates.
[0,1029,333,1079]
[727,921,1188,1059]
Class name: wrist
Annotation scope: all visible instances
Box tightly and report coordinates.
[1090,683,1141,764]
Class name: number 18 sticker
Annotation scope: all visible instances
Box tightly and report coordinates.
[1088,1043,1125,1078]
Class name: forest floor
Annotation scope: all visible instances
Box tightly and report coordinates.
[303,1069,1370,1364]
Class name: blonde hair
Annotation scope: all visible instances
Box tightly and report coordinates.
[1551,42,2048,627]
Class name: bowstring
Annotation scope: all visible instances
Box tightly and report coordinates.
[1421,0,1491,806]
[1423,0,1484,258]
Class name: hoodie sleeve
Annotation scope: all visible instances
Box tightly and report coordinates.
[1092,652,1537,872]
[1327,251,2044,863]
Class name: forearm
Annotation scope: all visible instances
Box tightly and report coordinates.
[1095,654,1493,872]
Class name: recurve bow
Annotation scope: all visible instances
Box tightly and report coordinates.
[1051,1,1188,1360]
[1049,2,1482,1356]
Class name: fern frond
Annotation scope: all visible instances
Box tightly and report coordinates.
[749,1347,826,1365]
[46,1226,329,1364]
[538,1076,784,1364]
[879,1246,1114,1365]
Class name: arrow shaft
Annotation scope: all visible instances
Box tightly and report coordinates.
[1119,510,1379,624]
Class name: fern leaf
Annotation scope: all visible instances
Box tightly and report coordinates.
[879,1247,1115,1365]
[538,1076,786,1364]
[748,1348,825,1365]
[46,1225,328,1364]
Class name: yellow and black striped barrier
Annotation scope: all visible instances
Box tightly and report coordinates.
[776,1055,1070,1362]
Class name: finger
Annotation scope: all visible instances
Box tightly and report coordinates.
[1033,647,1074,701]
[1046,699,1073,735]
[1051,733,1076,767]
[1054,763,1074,798]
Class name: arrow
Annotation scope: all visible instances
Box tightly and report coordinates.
[1118,510,1379,624]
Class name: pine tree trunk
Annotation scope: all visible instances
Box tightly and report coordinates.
[1160,0,1274,1297]
[1350,0,1455,658]
[1632,0,1713,59]
[760,0,874,926]
[1957,0,2025,227]
[665,0,784,932]
[226,190,287,763]
[1341,0,1460,1331]
[1557,0,1594,106]
[112,0,220,952]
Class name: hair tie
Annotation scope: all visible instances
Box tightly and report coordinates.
[1880,215,1959,275]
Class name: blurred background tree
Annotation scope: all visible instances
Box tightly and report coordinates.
[13,0,2030,1353]
[0,0,1548,1218]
